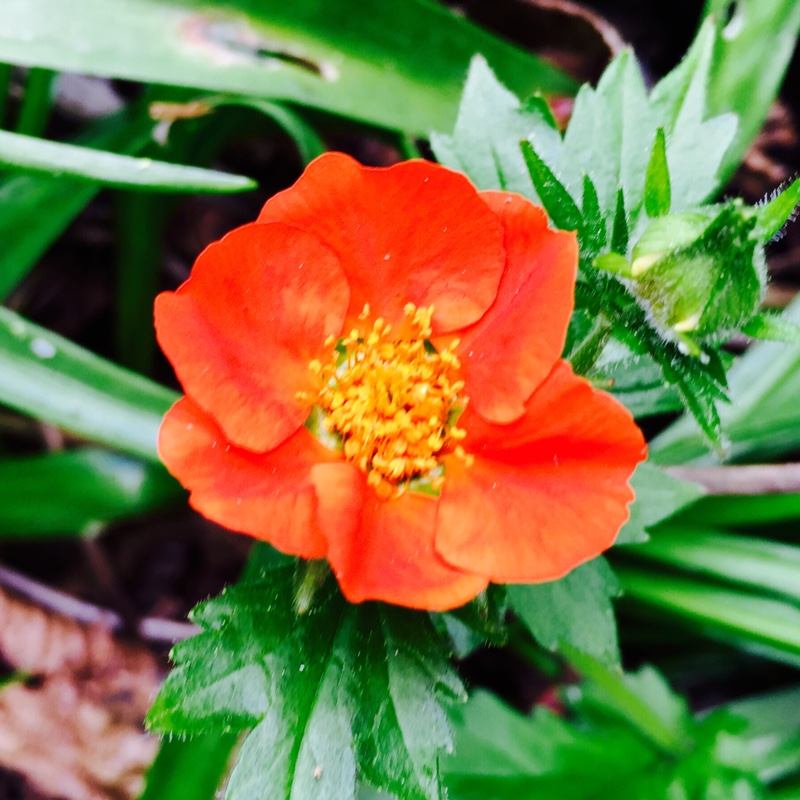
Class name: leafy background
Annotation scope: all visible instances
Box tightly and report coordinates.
[1,1,800,799]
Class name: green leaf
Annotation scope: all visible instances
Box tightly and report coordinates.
[756,175,800,241]
[649,20,738,211]
[0,448,182,538]
[148,567,463,800]
[742,312,800,343]
[206,96,325,165]
[520,139,582,231]
[445,690,658,800]
[508,558,621,669]
[430,56,556,197]
[616,461,705,545]
[446,667,766,800]
[0,113,154,299]
[594,347,682,417]
[580,174,605,258]
[616,564,800,667]
[629,526,800,603]
[610,188,629,254]
[139,734,239,800]
[1,0,574,136]
[651,295,800,464]
[0,306,176,461]
[631,202,764,341]
[702,0,800,181]
[644,127,670,217]
[0,129,255,191]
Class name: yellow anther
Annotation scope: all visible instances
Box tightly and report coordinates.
[307,306,469,497]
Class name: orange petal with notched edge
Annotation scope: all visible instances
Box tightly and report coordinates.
[155,222,349,453]
[456,192,577,424]
[257,152,505,335]
[437,361,646,583]
[311,463,488,610]
[159,397,342,558]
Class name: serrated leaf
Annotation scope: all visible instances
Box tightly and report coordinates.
[507,557,621,669]
[615,461,704,545]
[593,346,682,417]
[644,127,671,217]
[651,296,800,464]
[149,567,463,800]
[742,312,800,343]
[446,670,772,800]
[520,139,581,231]
[756,175,800,241]
[430,56,554,197]
[650,20,738,210]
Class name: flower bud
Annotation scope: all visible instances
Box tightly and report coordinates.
[629,203,765,350]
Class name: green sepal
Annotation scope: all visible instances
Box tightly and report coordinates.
[610,189,629,254]
[755,174,800,241]
[631,202,765,344]
[644,127,671,217]
[520,139,582,231]
[742,312,800,343]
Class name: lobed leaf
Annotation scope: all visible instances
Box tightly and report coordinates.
[148,567,464,800]
[508,558,621,669]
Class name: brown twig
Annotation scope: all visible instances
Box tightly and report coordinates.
[664,463,800,495]
[0,563,198,643]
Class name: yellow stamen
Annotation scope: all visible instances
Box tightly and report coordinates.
[309,304,469,496]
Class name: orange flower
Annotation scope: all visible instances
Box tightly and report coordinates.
[155,153,646,611]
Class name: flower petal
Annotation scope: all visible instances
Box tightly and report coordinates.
[159,397,338,558]
[311,464,488,610]
[437,361,646,583]
[155,222,349,452]
[456,192,577,424]
[257,152,505,334]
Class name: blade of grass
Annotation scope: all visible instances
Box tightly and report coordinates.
[0,63,12,129]
[0,0,575,136]
[629,527,800,602]
[14,67,55,136]
[0,129,255,191]
[616,564,800,667]
[114,192,167,374]
[0,306,177,461]
[0,448,183,538]
[138,734,239,800]
[0,112,154,299]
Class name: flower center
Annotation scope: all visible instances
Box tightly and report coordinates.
[308,304,468,499]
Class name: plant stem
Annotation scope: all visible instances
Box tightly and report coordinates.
[15,67,55,137]
[0,63,12,130]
